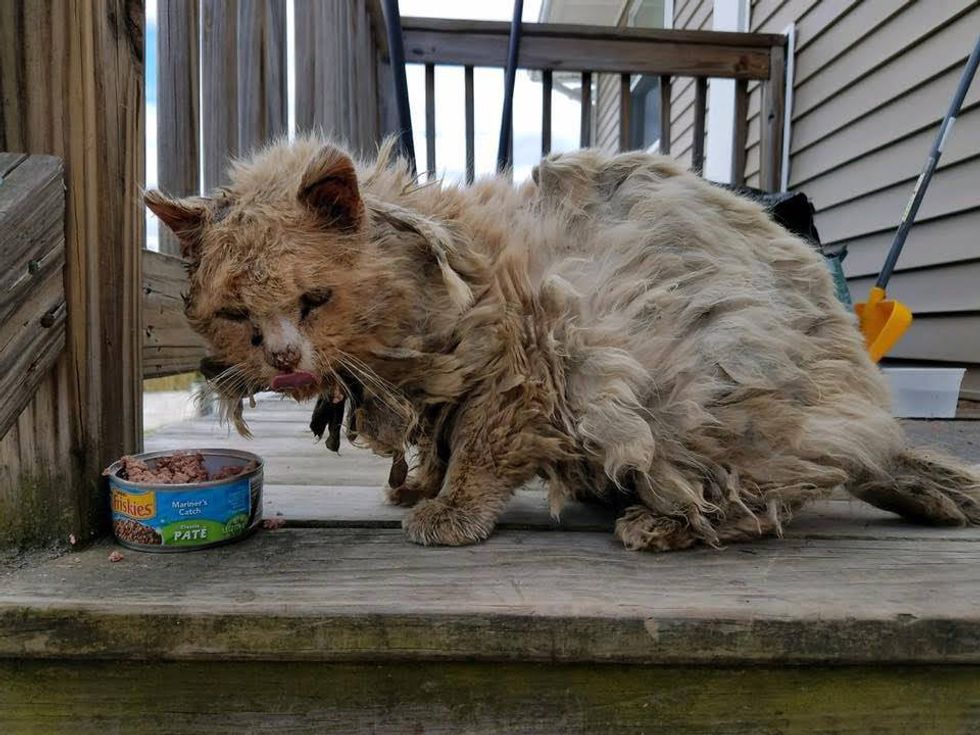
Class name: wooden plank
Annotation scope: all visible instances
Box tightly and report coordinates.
[0,246,66,441]
[659,75,671,154]
[293,0,380,154]
[760,43,785,191]
[462,65,475,182]
[142,250,208,378]
[0,152,27,178]
[202,0,239,190]
[618,73,631,152]
[156,0,200,255]
[0,0,144,547]
[541,69,552,156]
[4,660,980,735]
[261,485,980,542]
[0,155,66,439]
[579,72,592,147]
[0,157,63,325]
[691,76,707,173]
[3,529,980,664]
[731,78,748,184]
[293,0,329,134]
[236,0,286,153]
[425,63,435,177]
[401,18,776,79]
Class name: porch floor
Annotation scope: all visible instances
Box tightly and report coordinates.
[1,394,979,661]
[3,397,980,730]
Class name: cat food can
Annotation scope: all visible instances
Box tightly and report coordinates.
[104,449,264,552]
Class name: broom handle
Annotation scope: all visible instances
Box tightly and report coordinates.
[876,35,980,289]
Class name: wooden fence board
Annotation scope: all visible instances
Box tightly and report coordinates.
[157,0,200,254]
[0,0,144,548]
[142,250,208,379]
[236,0,286,154]
[202,0,239,191]
[3,660,980,734]
[0,155,66,440]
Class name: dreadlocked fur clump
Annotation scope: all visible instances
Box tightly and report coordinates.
[145,135,980,551]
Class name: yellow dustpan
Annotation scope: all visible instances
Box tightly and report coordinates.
[855,287,912,363]
[856,36,979,362]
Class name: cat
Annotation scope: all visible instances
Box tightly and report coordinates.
[145,135,980,550]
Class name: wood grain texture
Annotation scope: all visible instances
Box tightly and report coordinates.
[425,63,435,176]
[142,250,207,378]
[0,156,66,440]
[201,0,239,190]
[0,0,144,547]
[691,76,707,173]
[2,660,979,734]
[464,65,474,183]
[156,0,199,254]
[259,484,980,542]
[731,77,748,184]
[401,18,777,79]
[541,69,551,156]
[658,75,671,154]
[579,72,592,147]
[2,528,980,664]
[760,43,785,192]
[618,73,630,152]
[293,0,380,154]
[236,0,286,153]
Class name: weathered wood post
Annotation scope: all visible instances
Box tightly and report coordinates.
[0,0,144,547]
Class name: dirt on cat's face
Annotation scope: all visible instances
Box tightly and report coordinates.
[145,143,389,402]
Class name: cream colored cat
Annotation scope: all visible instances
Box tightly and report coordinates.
[145,136,980,550]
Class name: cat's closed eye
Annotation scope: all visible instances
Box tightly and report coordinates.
[215,307,250,322]
[300,289,332,320]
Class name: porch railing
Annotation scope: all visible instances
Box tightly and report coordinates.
[399,17,787,188]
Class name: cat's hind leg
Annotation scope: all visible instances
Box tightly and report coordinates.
[614,503,785,551]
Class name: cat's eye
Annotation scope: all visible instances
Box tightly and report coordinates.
[215,307,250,322]
[300,289,332,320]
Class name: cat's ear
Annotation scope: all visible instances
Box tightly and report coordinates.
[144,190,209,258]
[298,146,365,231]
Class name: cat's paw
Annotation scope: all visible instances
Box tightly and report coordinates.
[385,481,428,507]
[403,499,494,546]
[614,506,697,552]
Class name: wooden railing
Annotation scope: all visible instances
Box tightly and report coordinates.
[400,17,787,188]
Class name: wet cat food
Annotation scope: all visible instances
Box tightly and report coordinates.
[104,449,263,552]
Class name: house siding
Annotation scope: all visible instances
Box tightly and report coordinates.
[666,0,712,166]
[744,0,980,369]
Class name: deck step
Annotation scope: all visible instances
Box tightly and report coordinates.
[2,517,979,665]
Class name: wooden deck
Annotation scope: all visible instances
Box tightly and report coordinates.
[3,395,980,732]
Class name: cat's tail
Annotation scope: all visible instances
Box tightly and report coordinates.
[847,448,980,526]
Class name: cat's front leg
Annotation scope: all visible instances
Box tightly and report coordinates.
[402,410,535,546]
[385,437,445,507]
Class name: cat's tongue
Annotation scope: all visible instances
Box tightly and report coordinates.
[270,371,318,391]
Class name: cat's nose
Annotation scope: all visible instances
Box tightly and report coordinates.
[266,346,300,372]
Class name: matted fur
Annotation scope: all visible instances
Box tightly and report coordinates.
[146,135,980,550]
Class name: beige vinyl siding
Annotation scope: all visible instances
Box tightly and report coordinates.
[595,75,620,152]
[747,0,980,367]
[667,0,712,167]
